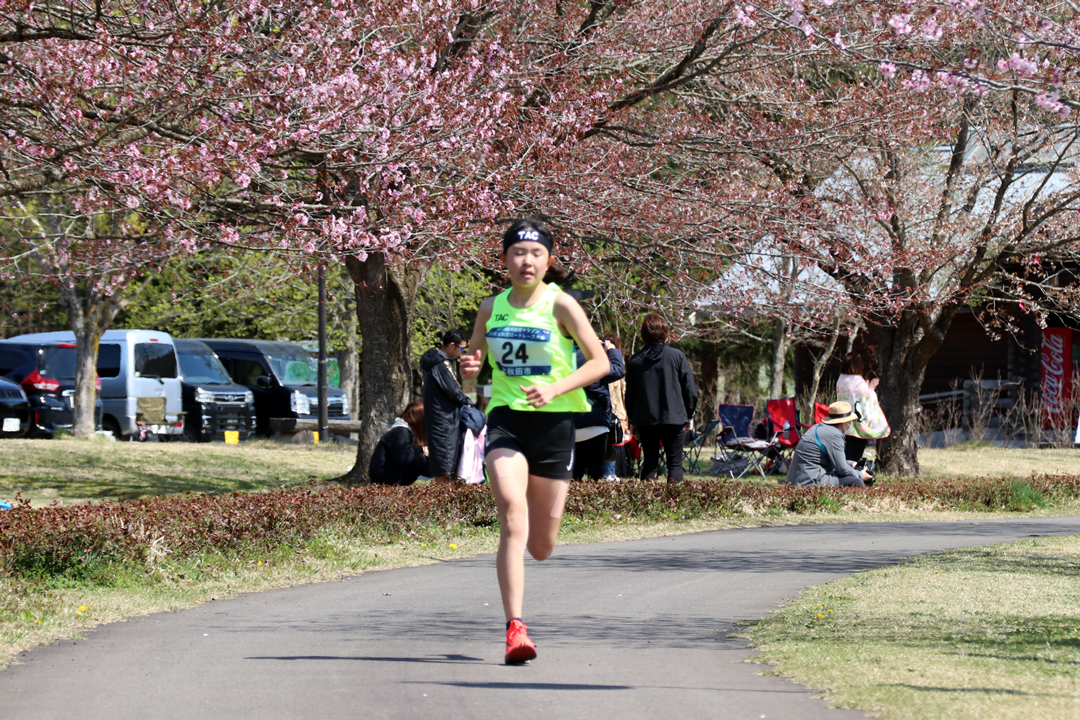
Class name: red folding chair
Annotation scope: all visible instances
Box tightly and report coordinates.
[766,397,811,472]
[813,402,831,424]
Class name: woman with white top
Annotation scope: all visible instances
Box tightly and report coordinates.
[835,352,890,463]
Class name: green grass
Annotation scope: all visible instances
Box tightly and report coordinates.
[743,535,1080,719]
[0,437,355,506]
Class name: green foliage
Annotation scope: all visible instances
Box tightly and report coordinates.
[1007,481,1048,511]
[0,202,73,338]
[114,250,356,347]
[411,264,490,364]
[0,274,67,339]
[676,327,779,406]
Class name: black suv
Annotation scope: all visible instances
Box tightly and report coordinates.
[0,340,102,436]
[0,375,30,438]
[194,338,350,436]
[174,339,256,442]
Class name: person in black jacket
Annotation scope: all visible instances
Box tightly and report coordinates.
[368,403,429,485]
[625,313,698,482]
[421,329,473,482]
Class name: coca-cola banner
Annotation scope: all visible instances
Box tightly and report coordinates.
[1041,328,1073,429]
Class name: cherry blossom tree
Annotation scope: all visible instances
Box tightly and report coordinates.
[745,2,1080,474]
[5,0,1078,477]
[1,0,807,468]
[0,1,632,447]
[629,2,1080,475]
[507,1,1080,475]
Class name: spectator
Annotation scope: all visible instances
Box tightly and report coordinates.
[368,403,428,485]
[786,401,872,488]
[835,351,891,463]
[625,314,698,482]
[573,335,625,481]
[421,329,473,482]
[602,333,628,481]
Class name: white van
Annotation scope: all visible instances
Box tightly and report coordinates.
[10,329,184,439]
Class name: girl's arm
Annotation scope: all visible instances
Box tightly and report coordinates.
[460,296,494,380]
[520,292,609,408]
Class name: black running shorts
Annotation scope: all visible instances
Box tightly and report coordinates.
[485,406,575,480]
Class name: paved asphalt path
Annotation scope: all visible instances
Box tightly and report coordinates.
[4,516,1080,720]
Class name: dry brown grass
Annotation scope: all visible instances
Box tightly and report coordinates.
[0,436,355,506]
[916,445,1080,480]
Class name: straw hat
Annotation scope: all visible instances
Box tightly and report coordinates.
[821,401,858,425]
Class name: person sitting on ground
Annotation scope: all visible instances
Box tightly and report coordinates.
[368,402,429,486]
[786,401,873,488]
[421,329,474,482]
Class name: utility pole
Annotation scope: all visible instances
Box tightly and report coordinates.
[317,263,329,444]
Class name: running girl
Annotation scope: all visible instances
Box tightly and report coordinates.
[460,218,609,665]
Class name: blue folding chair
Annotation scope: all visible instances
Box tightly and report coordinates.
[711,404,777,480]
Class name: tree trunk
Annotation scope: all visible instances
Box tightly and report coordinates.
[698,341,720,427]
[769,255,796,400]
[769,319,790,399]
[338,252,427,484]
[806,318,843,420]
[869,306,957,476]
[70,333,100,436]
[56,283,121,437]
[875,365,926,477]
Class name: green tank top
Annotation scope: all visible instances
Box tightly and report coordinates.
[486,284,588,413]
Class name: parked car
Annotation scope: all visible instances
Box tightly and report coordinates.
[174,339,255,442]
[0,375,31,438]
[0,340,103,436]
[194,338,350,436]
[10,330,184,440]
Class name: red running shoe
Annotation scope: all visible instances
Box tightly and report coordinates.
[505,619,537,665]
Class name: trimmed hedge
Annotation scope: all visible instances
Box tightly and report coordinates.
[1,476,1077,580]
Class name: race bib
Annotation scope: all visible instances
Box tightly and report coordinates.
[486,325,554,377]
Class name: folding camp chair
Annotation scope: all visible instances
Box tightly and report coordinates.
[765,397,811,473]
[813,402,831,424]
[711,404,777,480]
[683,417,720,475]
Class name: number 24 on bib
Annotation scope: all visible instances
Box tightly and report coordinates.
[486,326,555,378]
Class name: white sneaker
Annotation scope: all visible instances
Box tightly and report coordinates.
[603,475,619,482]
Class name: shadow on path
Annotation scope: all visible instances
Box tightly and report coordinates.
[246,653,485,664]
[413,681,633,691]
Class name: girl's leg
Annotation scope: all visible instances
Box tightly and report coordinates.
[524,474,571,562]
[488,448,572,621]
[487,447,531,621]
